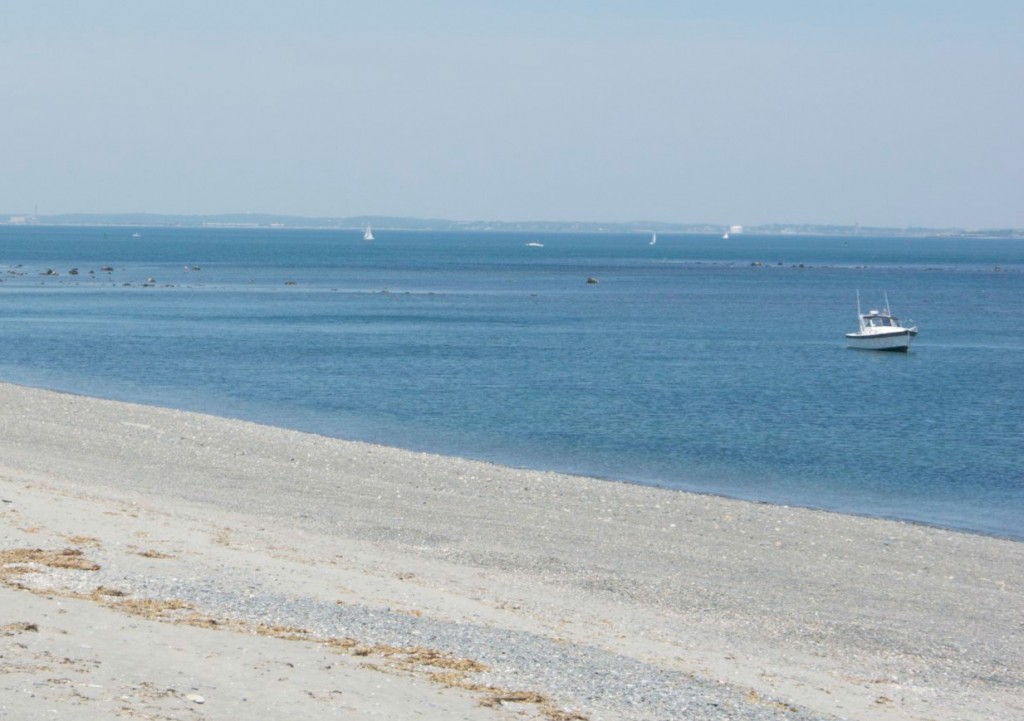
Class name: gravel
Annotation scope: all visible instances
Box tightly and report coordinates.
[17,560,841,721]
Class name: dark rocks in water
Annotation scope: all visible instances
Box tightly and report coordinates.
[42,268,58,276]
[101,266,114,272]
[586,276,599,284]
[68,268,79,275]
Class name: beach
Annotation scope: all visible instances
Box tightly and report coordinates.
[1,382,1021,720]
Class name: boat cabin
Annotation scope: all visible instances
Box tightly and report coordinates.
[861,311,900,328]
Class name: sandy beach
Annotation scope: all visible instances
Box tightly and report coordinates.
[1,382,1021,720]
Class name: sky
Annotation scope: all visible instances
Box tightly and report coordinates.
[1,1,1021,229]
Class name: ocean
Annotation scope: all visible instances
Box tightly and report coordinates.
[2,224,1022,540]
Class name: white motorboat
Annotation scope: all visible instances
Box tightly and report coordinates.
[363,225,374,241]
[846,292,918,352]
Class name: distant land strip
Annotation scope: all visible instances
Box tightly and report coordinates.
[2,212,1021,238]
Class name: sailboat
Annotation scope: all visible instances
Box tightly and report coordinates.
[649,232,657,245]
[363,225,374,241]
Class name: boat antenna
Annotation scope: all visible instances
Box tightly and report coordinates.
[856,290,862,318]
[884,291,891,317]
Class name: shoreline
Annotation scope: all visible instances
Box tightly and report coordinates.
[9,381,1018,544]
[2,382,1022,720]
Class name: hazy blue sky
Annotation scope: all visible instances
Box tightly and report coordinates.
[2,1,1021,228]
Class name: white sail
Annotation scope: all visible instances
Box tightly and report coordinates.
[363,226,374,241]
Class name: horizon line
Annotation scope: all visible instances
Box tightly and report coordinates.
[2,211,1021,236]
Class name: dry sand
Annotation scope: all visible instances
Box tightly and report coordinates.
[0,382,1021,720]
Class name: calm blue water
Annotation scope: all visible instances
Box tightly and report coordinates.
[2,225,1022,540]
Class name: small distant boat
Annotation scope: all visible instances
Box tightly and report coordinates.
[649,233,657,245]
[363,226,374,241]
[526,241,544,247]
[846,292,918,352]
[722,232,729,239]
[132,232,141,238]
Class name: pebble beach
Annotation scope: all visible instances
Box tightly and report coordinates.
[1,382,1021,720]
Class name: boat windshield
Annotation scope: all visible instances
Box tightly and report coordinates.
[864,314,899,328]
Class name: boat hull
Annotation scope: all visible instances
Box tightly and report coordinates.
[845,330,914,352]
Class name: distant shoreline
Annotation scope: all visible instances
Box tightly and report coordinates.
[2,213,1021,239]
